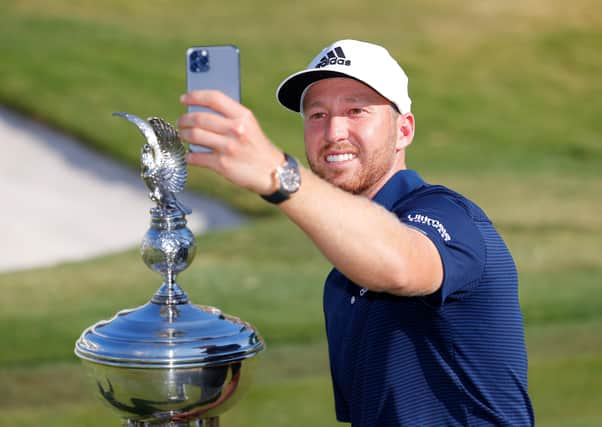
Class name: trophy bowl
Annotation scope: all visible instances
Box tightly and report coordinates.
[81,360,258,423]
[76,300,264,426]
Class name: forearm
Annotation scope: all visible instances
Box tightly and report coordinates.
[278,167,441,296]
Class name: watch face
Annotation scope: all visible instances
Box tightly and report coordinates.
[280,167,301,193]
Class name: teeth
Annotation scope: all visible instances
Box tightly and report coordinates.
[326,153,356,163]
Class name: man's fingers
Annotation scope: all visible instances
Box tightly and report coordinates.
[179,127,226,152]
[180,90,245,119]
[186,150,237,181]
[186,151,212,167]
[176,111,233,138]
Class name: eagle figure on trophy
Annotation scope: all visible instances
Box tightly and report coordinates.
[113,112,191,214]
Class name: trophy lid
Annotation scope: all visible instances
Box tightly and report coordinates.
[75,296,265,368]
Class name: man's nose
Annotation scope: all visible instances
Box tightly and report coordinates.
[325,116,349,142]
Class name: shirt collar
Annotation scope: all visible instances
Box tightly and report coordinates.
[372,170,426,210]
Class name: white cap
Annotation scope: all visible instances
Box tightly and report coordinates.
[276,39,412,114]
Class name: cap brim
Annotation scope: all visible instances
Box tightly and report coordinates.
[276,69,355,112]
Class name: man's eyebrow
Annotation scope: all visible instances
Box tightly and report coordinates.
[304,96,372,109]
[343,96,367,103]
[304,100,323,109]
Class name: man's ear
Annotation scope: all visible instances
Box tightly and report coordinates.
[396,112,415,151]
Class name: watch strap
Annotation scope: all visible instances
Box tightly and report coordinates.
[261,190,291,204]
[260,153,299,205]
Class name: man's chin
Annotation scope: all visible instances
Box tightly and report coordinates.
[310,165,364,193]
[329,176,364,195]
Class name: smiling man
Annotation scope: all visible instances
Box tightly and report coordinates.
[178,39,534,426]
[303,78,406,196]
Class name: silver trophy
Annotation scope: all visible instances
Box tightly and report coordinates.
[75,113,265,427]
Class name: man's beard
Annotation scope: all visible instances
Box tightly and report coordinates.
[307,137,397,196]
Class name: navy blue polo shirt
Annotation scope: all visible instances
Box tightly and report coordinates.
[323,170,534,426]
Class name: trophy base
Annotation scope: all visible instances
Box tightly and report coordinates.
[123,417,219,427]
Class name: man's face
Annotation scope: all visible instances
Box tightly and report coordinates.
[302,78,406,197]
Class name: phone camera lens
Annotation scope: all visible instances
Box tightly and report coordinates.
[190,49,210,73]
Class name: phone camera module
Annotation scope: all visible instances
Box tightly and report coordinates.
[190,49,210,73]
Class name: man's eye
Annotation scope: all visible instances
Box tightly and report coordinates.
[309,112,326,119]
[349,108,364,116]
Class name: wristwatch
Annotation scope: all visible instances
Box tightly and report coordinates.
[261,153,301,204]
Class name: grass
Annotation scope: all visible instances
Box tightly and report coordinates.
[1,0,601,425]
[1,190,601,425]
[1,0,601,215]
[0,220,601,426]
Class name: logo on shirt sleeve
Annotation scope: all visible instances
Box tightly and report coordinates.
[407,214,452,242]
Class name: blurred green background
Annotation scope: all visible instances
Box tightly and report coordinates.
[1,0,601,425]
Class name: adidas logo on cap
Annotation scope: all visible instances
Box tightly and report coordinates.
[316,46,351,68]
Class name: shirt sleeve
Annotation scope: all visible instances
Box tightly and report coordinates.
[393,192,486,306]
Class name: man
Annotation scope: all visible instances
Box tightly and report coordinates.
[178,39,534,426]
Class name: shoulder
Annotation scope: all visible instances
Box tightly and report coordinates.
[392,184,489,246]
[395,184,489,222]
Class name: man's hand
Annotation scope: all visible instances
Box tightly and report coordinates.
[178,90,285,195]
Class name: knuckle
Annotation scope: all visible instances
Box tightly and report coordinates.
[215,155,231,173]
[186,128,203,144]
[232,109,253,137]
[179,113,196,128]
[192,114,205,127]
[233,121,246,137]
[221,140,238,157]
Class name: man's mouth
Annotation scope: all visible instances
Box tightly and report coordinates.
[325,153,357,163]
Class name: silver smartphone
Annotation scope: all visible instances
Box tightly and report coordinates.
[186,45,241,152]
